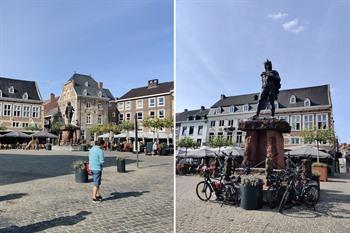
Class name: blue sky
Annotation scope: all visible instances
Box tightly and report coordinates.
[176,0,350,142]
[0,0,173,98]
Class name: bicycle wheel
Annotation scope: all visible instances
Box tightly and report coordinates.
[266,185,280,209]
[304,186,319,207]
[278,189,291,213]
[196,181,212,201]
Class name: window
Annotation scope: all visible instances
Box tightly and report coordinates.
[290,95,296,104]
[98,115,102,125]
[136,112,143,120]
[98,91,102,98]
[243,104,249,112]
[209,132,215,141]
[279,115,289,123]
[0,104,2,116]
[217,132,223,138]
[189,126,194,135]
[12,122,19,128]
[22,122,29,128]
[304,114,313,130]
[290,137,300,145]
[83,89,87,96]
[198,125,203,135]
[86,102,91,108]
[0,90,2,97]
[23,92,28,100]
[117,102,124,111]
[236,132,242,144]
[290,115,301,130]
[157,96,165,106]
[32,106,40,118]
[126,113,131,121]
[219,120,225,127]
[149,98,156,108]
[227,132,233,142]
[304,98,311,107]
[136,99,143,109]
[112,112,116,117]
[13,105,21,117]
[274,101,279,110]
[97,103,103,110]
[228,120,234,127]
[23,106,30,117]
[210,121,216,127]
[9,86,14,94]
[149,111,156,118]
[84,81,89,87]
[317,113,328,129]
[4,104,11,116]
[182,126,187,136]
[125,101,131,110]
[158,109,165,118]
[86,114,91,124]
[215,107,222,114]
[119,113,124,121]
[229,106,235,113]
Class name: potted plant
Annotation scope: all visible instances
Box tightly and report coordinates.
[73,160,88,183]
[312,162,328,182]
[240,175,264,210]
[159,143,168,155]
[116,156,126,173]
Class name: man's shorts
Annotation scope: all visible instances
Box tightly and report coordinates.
[91,170,102,187]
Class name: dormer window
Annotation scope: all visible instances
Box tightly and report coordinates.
[9,86,14,94]
[84,81,89,87]
[98,90,102,97]
[215,107,223,114]
[83,89,88,96]
[290,95,296,104]
[229,105,235,113]
[188,116,194,121]
[23,92,28,100]
[243,104,250,112]
[304,98,311,107]
[274,101,279,110]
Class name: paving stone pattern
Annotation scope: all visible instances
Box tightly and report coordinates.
[0,151,173,233]
[176,174,350,233]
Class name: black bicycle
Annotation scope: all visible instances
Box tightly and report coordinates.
[196,169,225,201]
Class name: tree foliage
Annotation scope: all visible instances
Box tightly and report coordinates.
[24,124,42,132]
[208,136,235,153]
[177,137,198,156]
[142,117,173,142]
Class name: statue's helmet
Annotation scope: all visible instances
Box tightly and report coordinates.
[264,59,272,70]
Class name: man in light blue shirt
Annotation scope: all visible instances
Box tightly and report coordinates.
[89,140,105,202]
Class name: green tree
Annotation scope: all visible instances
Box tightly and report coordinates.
[143,117,165,143]
[117,121,134,142]
[24,123,42,132]
[301,127,335,163]
[51,119,65,133]
[208,136,234,154]
[0,125,7,131]
[177,137,197,156]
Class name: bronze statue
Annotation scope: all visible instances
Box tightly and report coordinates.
[254,59,281,118]
[65,102,75,125]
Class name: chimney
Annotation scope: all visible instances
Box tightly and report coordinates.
[148,79,159,89]
[98,82,103,89]
[220,94,226,100]
[184,109,188,112]
[200,106,205,110]
[50,93,55,102]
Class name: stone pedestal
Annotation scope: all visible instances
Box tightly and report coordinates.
[60,125,81,146]
[239,118,291,169]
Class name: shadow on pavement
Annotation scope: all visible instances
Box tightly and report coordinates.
[103,191,150,202]
[0,193,27,202]
[0,211,91,233]
[0,153,136,185]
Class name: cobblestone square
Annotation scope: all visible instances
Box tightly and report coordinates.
[0,150,173,233]
[176,174,350,233]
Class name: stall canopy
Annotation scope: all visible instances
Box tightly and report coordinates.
[113,132,173,139]
[285,145,331,158]
[0,131,31,138]
[30,131,59,139]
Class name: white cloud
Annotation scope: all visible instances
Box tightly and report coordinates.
[282,18,305,34]
[267,12,288,20]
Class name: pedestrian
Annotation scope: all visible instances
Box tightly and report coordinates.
[152,141,158,156]
[89,139,105,203]
[35,138,39,151]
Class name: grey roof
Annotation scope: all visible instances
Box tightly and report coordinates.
[176,108,209,122]
[0,77,41,101]
[119,81,173,100]
[212,85,330,108]
[68,73,114,100]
